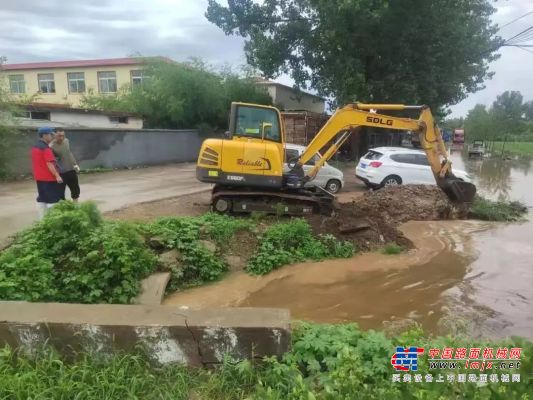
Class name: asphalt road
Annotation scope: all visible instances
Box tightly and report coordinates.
[0,163,209,242]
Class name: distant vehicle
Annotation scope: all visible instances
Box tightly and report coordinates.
[442,129,453,143]
[355,147,472,188]
[453,129,465,144]
[468,140,485,158]
[284,143,344,193]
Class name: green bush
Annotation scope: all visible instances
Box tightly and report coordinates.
[381,243,403,255]
[469,197,528,221]
[0,202,156,304]
[246,219,355,275]
[1,323,530,399]
[146,213,253,289]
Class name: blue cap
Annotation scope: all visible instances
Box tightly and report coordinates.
[38,126,55,137]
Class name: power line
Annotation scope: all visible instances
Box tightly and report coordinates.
[499,11,533,30]
[504,25,533,44]
[506,32,533,44]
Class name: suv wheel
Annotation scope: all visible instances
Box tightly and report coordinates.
[381,175,402,187]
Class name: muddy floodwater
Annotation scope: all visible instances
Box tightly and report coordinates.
[165,151,533,339]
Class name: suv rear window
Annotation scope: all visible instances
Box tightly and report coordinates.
[363,150,383,160]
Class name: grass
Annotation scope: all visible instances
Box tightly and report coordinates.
[381,242,403,255]
[490,141,533,157]
[0,323,531,399]
[469,196,528,221]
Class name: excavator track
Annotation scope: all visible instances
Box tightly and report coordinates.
[211,186,336,216]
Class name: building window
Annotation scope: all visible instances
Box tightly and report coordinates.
[130,70,144,87]
[8,75,25,94]
[98,71,117,93]
[68,72,86,93]
[38,73,56,93]
[31,111,51,120]
[109,116,128,124]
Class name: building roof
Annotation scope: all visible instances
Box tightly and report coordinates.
[255,79,326,101]
[2,57,171,71]
[21,102,140,118]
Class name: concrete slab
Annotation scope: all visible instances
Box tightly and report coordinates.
[0,301,291,366]
[134,272,172,305]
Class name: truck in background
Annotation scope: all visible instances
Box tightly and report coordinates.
[441,129,452,143]
[453,128,465,144]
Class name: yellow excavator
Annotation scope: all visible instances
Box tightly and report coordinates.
[196,102,476,215]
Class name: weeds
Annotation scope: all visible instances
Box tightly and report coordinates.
[0,202,155,304]
[1,323,531,399]
[246,219,355,275]
[381,243,403,255]
[0,208,355,302]
[145,213,253,290]
[469,196,528,221]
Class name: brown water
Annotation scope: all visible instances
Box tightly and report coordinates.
[447,150,533,338]
[165,151,533,339]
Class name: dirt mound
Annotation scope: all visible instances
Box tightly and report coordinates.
[307,185,467,251]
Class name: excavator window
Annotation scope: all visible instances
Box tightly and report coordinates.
[234,105,281,142]
[285,149,299,163]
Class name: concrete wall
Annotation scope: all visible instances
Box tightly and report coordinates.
[1,64,142,107]
[0,302,291,366]
[6,127,206,176]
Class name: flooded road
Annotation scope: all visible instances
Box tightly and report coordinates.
[446,150,533,338]
[166,151,533,339]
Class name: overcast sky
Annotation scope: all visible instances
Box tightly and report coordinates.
[1,0,532,117]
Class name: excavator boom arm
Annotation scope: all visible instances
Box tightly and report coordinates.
[298,104,422,176]
[293,103,475,202]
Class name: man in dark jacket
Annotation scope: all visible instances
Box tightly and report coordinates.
[51,128,80,201]
[31,127,63,219]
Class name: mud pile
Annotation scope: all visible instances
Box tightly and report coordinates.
[307,185,467,250]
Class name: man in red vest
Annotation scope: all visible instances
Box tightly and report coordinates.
[31,127,63,219]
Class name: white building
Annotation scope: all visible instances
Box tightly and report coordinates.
[255,80,326,114]
[15,103,143,129]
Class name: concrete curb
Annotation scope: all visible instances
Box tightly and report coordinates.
[0,301,290,366]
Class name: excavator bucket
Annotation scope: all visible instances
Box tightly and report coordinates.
[438,177,477,203]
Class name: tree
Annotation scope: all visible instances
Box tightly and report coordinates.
[524,101,533,122]
[442,117,464,131]
[451,90,533,142]
[206,0,502,112]
[0,56,17,178]
[81,60,273,130]
[464,104,493,141]
[491,91,525,136]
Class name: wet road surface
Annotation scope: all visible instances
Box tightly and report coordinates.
[0,163,208,242]
[166,150,533,339]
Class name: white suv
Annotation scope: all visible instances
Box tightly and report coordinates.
[355,147,471,188]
